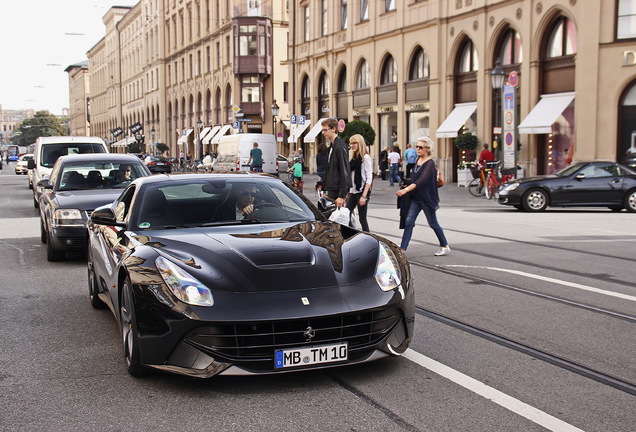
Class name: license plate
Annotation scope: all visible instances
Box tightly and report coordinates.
[274,342,348,369]
[156,162,164,165]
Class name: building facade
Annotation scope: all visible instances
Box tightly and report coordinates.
[290,0,636,178]
[64,61,91,136]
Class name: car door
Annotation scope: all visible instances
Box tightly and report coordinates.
[565,163,624,205]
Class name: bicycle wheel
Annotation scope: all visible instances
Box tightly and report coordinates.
[484,177,493,199]
[468,178,484,197]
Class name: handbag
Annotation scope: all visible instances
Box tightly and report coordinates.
[436,168,445,188]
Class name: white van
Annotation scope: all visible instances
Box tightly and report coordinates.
[29,136,108,208]
[214,133,279,175]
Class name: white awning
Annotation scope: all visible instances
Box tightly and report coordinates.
[435,102,478,138]
[198,127,211,142]
[202,126,221,145]
[304,118,331,141]
[211,125,232,144]
[177,129,193,145]
[112,136,136,147]
[518,92,575,134]
[282,120,291,129]
[289,121,310,143]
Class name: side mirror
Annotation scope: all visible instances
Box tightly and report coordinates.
[91,204,126,227]
[36,179,51,189]
[27,160,35,169]
[575,173,586,180]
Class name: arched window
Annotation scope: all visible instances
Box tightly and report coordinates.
[409,47,429,81]
[454,38,478,103]
[215,87,221,125]
[458,40,479,73]
[546,16,577,58]
[356,59,370,89]
[619,81,636,163]
[380,55,397,85]
[499,27,523,66]
[318,71,330,115]
[337,67,347,92]
[225,84,232,123]
[301,75,311,117]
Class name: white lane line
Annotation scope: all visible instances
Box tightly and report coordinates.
[403,349,585,432]
[446,265,636,303]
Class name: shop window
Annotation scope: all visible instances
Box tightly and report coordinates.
[618,0,636,39]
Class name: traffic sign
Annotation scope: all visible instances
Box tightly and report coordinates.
[232,105,241,113]
[233,121,239,129]
[291,115,297,124]
[509,71,519,87]
[299,116,306,125]
[338,119,346,133]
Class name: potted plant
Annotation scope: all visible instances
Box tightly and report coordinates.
[456,160,477,187]
[454,133,479,187]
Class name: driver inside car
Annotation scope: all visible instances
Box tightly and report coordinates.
[216,183,260,221]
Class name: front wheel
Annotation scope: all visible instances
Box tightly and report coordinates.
[522,188,549,212]
[120,278,148,376]
[624,189,636,213]
[484,177,494,200]
[46,230,65,262]
[468,178,485,197]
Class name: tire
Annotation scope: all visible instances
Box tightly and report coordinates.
[88,259,106,309]
[484,177,494,200]
[522,188,549,212]
[468,178,485,197]
[120,278,148,376]
[40,218,46,244]
[624,189,636,213]
[46,229,65,262]
[33,194,39,209]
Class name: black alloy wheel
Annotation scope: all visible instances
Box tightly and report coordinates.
[120,278,148,376]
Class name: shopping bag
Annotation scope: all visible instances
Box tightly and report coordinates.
[328,207,351,225]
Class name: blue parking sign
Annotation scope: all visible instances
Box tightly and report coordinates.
[291,115,297,124]
[233,121,239,129]
[299,115,306,125]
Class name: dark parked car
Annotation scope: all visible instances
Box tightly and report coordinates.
[38,153,151,261]
[87,173,413,378]
[497,161,636,212]
[145,155,172,173]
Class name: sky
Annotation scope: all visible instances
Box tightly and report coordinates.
[0,1,134,115]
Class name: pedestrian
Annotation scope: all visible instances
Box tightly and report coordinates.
[396,137,450,256]
[248,142,263,172]
[346,134,373,231]
[404,143,417,178]
[315,142,329,192]
[478,143,495,166]
[321,118,352,208]
[379,147,389,180]
[387,145,401,187]
[293,147,304,169]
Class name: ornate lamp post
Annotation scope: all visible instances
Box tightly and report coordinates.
[271,100,280,135]
[196,118,203,161]
[490,60,506,160]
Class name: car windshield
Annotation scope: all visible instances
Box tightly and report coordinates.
[131,178,321,230]
[57,161,146,191]
[41,143,107,168]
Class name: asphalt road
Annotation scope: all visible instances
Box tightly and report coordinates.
[1,165,635,432]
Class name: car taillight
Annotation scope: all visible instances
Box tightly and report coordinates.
[276,160,279,174]
[235,158,240,172]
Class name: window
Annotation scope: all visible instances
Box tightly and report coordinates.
[216,42,221,68]
[239,25,258,56]
[283,82,289,103]
[226,35,231,63]
[341,0,348,30]
[385,0,395,12]
[206,46,211,72]
[617,0,636,39]
[241,76,260,102]
[360,0,368,21]
[189,54,193,78]
[499,28,523,65]
[303,6,310,42]
[459,40,479,72]
[356,60,370,89]
[337,68,347,92]
[409,47,429,80]
[381,55,397,84]
[547,17,577,58]
[321,0,328,36]
[197,50,201,75]
[319,72,329,96]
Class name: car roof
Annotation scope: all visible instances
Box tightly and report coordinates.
[132,171,280,186]
[57,154,144,164]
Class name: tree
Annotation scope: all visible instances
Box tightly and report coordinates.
[340,120,376,148]
[156,143,169,155]
[14,111,67,146]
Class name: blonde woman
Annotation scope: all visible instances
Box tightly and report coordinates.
[396,137,450,256]
[346,134,373,231]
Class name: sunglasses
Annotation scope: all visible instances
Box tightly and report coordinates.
[240,191,257,197]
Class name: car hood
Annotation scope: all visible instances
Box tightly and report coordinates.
[130,221,382,292]
[54,189,123,211]
[514,174,559,184]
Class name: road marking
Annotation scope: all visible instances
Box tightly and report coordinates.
[446,265,636,303]
[403,349,585,432]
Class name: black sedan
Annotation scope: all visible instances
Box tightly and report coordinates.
[145,155,172,173]
[87,173,413,378]
[38,153,151,261]
[497,161,636,212]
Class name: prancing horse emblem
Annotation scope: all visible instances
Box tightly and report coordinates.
[303,326,316,341]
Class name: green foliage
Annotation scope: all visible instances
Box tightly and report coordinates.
[454,132,479,150]
[14,111,67,146]
[128,143,142,153]
[156,143,169,154]
[340,120,376,148]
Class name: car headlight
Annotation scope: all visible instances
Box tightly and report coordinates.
[52,209,84,227]
[500,182,520,193]
[156,256,214,306]
[375,242,402,292]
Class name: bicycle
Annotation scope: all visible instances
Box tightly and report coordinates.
[467,163,490,197]
[484,161,515,199]
[287,170,304,194]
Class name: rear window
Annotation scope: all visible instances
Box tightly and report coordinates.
[41,143,107,168]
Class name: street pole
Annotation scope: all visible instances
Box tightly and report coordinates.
[490,60,505,161]
[151,127,156,155]
[196,118,203,161]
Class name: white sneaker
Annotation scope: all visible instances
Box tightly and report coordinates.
[434,246,451,256]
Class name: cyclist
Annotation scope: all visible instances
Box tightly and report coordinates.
[477,143,496,191]
[288,157,303,192]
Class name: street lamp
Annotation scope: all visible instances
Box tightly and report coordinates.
[151,127,156,155]
[490,60,505,159]
[196,118,203,161]
[271,100,279,135]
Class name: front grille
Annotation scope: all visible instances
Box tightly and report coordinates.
[184,308,401,363]
[57,235,87,250]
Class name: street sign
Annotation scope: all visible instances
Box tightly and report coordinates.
[509,71,519,87]
[233,121,239,129]
[232,105,241,113]
[235,112,244,118]
[299,116,306,125]
[338,119,346,133]
[502,84,516,170]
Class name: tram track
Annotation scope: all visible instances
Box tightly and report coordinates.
[415,305,636,397]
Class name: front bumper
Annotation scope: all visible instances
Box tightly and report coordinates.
[50,226,88,251]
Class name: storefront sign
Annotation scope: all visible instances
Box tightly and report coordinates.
[377,105,397,113]
[503,84,516,170]
[623,51,636,66]
[354,109,369,116]
[408,104,428,111]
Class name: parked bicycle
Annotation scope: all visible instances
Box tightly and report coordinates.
[467,162,491,197]
[484,161,515,199]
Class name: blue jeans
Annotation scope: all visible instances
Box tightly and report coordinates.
[389,164,401,186]
[400,199,448,250]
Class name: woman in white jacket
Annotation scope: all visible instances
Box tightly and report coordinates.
[346,134,373,231]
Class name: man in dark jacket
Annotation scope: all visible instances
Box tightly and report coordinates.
[321,118,352,208]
